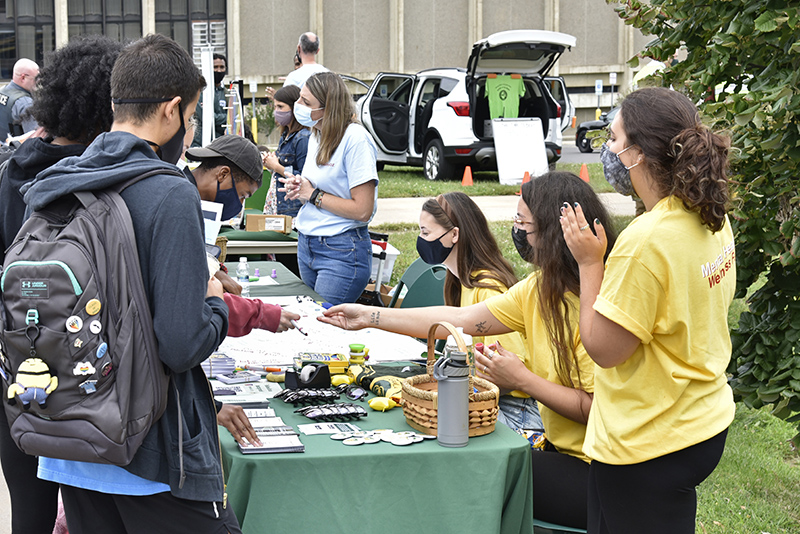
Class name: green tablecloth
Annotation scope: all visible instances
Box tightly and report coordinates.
[245,261,319,299]
[220,393,534,534]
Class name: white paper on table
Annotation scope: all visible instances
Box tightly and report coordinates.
[217,298,426,366]
[200,200,223,245]
[298,422,362,435]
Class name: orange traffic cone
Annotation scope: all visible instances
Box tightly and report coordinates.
[516,171,531,195]
[461,166,473,186]
[579,163,590,183]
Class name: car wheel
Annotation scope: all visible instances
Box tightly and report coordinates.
[576,130,593,153]
[423,138,454,181]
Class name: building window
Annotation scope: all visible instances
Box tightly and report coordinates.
[0,0,56,79]
[156,0,226,66]
[68,0,142,42]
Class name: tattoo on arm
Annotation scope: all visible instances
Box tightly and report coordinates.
[370,311,380,326]
[475,321,490,334]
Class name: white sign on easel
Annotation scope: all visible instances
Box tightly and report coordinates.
[492,118,549,185]
[199,47,215,146]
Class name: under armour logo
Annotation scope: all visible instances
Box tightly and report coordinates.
[21,281,32,288]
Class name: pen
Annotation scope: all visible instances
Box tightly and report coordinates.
[291,319,307,336]
[244,365,282,373]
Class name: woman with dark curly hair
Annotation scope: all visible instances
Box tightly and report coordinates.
[561,87,734,533]
[0,34,122,534]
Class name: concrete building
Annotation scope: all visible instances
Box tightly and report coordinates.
[2,0,651,128]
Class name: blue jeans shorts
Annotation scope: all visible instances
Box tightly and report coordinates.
[497,395,543,433]
[297,226,372,305]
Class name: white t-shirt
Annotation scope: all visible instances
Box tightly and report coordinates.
[283,63,329,88]
[296,123,378,236]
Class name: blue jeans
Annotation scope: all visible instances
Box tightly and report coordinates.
[298,226,372,305]
[497,395,543,433]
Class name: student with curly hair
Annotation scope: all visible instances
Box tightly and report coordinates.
[416,191,541,432]
[321,173,617,529]
[561,87,734,533]
[0,35,122,534]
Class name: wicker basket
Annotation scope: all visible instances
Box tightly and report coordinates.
[401,321,499,437]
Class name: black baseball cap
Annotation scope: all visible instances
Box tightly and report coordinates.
[185,135,263,182]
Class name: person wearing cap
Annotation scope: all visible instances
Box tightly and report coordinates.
[182,134,301,332]
[183,134,263,220]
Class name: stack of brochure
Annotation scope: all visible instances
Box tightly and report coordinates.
[237,409,305,454]
[201,353,236,378]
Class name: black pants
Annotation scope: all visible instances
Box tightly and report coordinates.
[61,485,242,534]
[588,429,728,534]
[0,406,59,534]
[532,448,590,529]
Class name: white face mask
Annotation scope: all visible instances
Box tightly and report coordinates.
[293,101,323,128]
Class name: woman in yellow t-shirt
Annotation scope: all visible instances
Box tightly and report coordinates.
[321,174,617,529]
[561,87,734,533]
[416,192,539,432]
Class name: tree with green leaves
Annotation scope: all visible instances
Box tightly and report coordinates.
[608,0,800,446]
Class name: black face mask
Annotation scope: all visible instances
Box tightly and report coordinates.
[416,230,453,265]
[156,102,186,165]
[512,226,534,263]
[214,71,225,86]
[112,96,185,164]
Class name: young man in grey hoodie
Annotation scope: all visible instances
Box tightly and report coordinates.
[23,34,239,533]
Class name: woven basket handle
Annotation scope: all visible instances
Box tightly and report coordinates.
[426,320,475,378]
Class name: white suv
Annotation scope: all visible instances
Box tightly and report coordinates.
[358,30,575,180]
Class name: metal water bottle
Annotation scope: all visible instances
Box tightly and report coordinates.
[433,348,470,448]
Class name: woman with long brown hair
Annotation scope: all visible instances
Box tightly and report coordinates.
[416,191,539,432]
[320,172,617,529]
[561,87,734,533]
[283,72,378,304]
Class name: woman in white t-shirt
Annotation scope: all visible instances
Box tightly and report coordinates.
[561,87,734,533]
[283,72,379,304]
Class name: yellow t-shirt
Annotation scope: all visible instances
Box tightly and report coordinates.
[585,196,736,465]
[460,276,528,398]
[485,272,594,461]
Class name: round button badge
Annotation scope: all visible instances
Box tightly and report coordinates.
[66,315,83,333]
[89,320,102,335]
[85,299,102,316]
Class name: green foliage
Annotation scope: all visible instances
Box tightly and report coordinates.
[608,0,800,444]
[243,101,276,143]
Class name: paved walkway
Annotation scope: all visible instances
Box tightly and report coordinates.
[372,192,635,225]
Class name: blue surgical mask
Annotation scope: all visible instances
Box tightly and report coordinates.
[416,230,453,265]
[216,180,244,220]
[293,101,323,128]
[600,143,639,197]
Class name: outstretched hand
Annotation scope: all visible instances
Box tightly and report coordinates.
[277,309,301,333]
[559,202,608,267]
[318,304,372,330]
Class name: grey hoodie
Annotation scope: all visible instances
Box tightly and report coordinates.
[26,131,229,502]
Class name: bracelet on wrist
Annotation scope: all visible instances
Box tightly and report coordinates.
[309,188,321,206]
[314,190,325,208]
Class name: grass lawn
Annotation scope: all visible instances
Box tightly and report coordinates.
[376,162,613,198]
[369,215,800,534]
